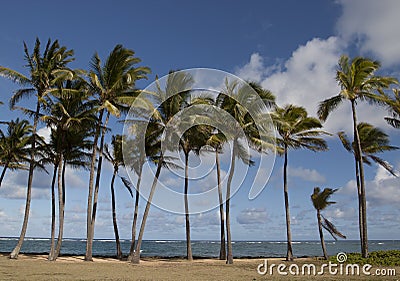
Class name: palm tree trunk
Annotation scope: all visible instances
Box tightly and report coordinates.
[283,145,293,261]
[184,151,193,261]
[216,149,226,260]
[48,164,58,261]
[128,165,143,261]
[0,162,9,187]
[10,101,40,259]
[317,210,328,260]
[354,154,364,253]
[89,112,110,257]
[54,157,67,259]
[351,100,368,258]
[111,167,122,259]
[132,156,163,264]
[85,109,104,261]
[226,140,237,265]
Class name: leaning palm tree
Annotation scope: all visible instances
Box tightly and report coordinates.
[318,55,398,258]
[311,187,346,260]
[216,81,275,264]
[104,135,134,260]
[272,105,329,261]
[0,118,32,187]
[85,45,150,261]
[131,71,193,264]
[0,38,74,259]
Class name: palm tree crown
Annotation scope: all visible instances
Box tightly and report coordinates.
[273,105,329,152]
[338,122,398,176]
[311,187,337,211]
[318,56,398,121]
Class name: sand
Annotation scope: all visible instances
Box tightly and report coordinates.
[0,254,398,280]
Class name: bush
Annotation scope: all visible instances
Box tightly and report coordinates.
[329,250,400,266]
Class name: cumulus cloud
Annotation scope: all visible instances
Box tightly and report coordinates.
[235,53,267,82]
[337,0,400,66]
[0,171,49,200]
[288,166,326,183]
[340,165,400,207]
[325,206,357,221]
[37,126,51,143]
[236,207,268,224]
[236,39,393,134]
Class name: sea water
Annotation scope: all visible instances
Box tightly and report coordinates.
[0,238,398,258]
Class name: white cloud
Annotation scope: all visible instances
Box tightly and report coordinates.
[37,126,51,143]
[340,165,400,207]
[367,166,400,206]
[236,37,393,134]
[288,166,326,183]
[337,0,400,66]
[325,206,356,220]
[235,53,266,82]
[236,207,268,224]
[0,170,49,200]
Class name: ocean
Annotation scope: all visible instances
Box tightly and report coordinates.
[0,238,399,258]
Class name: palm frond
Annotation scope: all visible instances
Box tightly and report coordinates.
[0,67,31,85]
[119,176,134,198]
[317,94,343,121]
[321,215,346,240]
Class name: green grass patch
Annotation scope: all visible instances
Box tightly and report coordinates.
[329,250,400,266]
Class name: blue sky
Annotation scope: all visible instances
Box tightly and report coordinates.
[1,0,400,242]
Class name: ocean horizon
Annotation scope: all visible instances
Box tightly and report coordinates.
[1,237,398,258]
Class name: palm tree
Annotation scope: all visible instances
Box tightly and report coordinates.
[216,81,275,264]
[0,38,74,259]
[338,122,398,175]
[126,120,162,262]
[381,88,400,129]
[85,45,150,261]
[206,130,227,260]
[131,71,193,264]
[42,80,95,261]
[311,187,338,260]
[0,118,32,187]
[104,135,134,260]
[272,105,328,261]
[338,122,398,247]
[318,55,398,258]
[179,124,212,261]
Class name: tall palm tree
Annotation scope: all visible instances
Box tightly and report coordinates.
[272,105,328,261]
[42,81,95,261]
[179,124,212,261]
[0,118,32,187]
[0,38,74,259]
[311,187,338,260]
[216,81,275,264]
[104,135,134,260]
[85,45,150,261]
[206,130,227,260]
[126,120,162,262]
[131,71,193,264]
[318,55,398,258]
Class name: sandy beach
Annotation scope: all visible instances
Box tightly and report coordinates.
[0,254,398,280]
